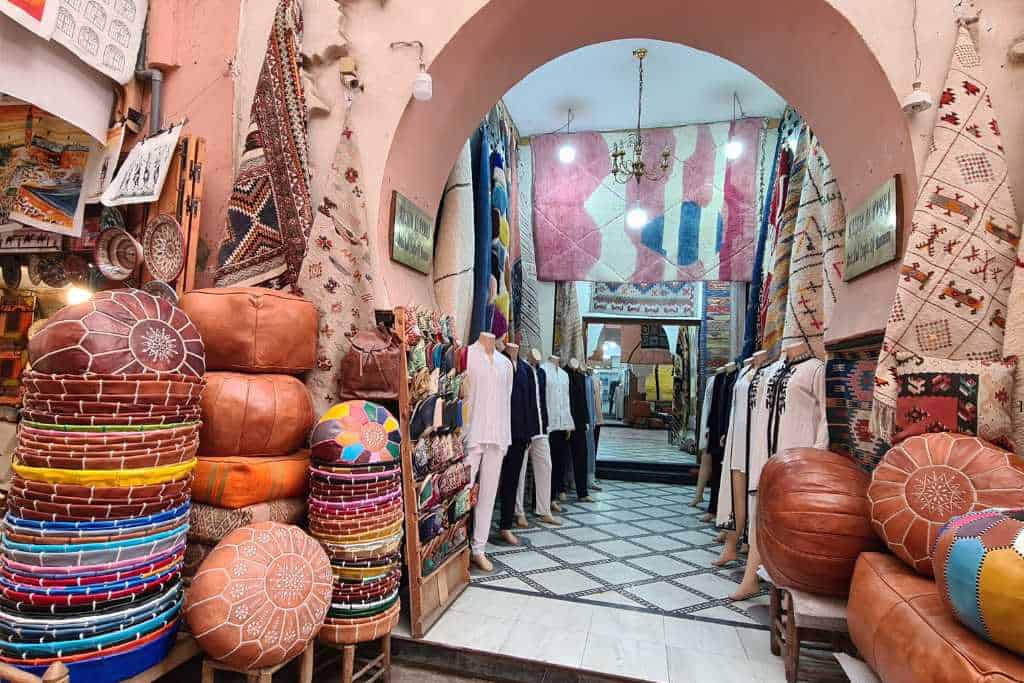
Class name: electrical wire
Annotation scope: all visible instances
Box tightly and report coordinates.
[912,0,922,80]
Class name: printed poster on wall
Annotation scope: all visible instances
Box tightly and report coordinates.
[0,104,99,237]
[51,0,149,84]
[0,0,58,39]
[101,123,182,207]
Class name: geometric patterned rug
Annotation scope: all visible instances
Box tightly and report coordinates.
[473,480,770,629]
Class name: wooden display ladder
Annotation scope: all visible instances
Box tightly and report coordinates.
[393,307,470,638]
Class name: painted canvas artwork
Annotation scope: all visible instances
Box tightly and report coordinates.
[0,104,95,237]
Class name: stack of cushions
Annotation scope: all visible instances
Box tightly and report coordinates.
[1,289,206,679]
[308,400,403,645]
[179,288,316,576]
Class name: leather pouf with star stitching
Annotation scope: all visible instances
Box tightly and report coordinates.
[868,433,1024,577]
[184,522,332,670]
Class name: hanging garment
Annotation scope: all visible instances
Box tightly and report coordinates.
[434,140,475,343]
[515,146,544,351]
[707,368,737,515]
[294,101,376,418]
[215,0,311,289]
[747,359,784,492]
[509,358,541,442]
[469,126,493,342]
[698,374,717,453]
[553,282,584,362]
[716,364,753,528]
[464,342,514,450]
[541,361,574,433]
[875,25,1018,439]
[781,138,846,358]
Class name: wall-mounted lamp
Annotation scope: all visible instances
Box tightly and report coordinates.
[390,40,432,101]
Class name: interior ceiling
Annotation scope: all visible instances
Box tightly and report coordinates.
[503,39,787,136]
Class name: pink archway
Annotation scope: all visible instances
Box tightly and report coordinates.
[378,0,914,335]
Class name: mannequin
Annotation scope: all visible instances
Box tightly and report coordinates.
[497,343,544,545]
[566,357,593,501]
[541,354,573,509]
[690,368,721,507]
[703,364,737,523]
[514,348,560,525]
[464,331,514,572]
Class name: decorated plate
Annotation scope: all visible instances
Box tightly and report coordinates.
[141,215,184,283]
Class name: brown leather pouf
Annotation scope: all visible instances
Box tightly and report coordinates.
[199,372,314,457]
[180,288,317,374]
[185,522,332,670]
[758,448,881,597]
[868,432,1024,576]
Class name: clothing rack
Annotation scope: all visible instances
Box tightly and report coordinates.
[394,306,471,638]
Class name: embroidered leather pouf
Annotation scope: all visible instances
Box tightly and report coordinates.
[27,289,206,378]
[868,433,1024,576]
[933,508,1024,656]
[184,522,332,670]
[757,448,881,596]
[199,373,314,457]
[310,401,401,467]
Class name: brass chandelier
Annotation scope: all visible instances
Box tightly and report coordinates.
[610,48,672,185]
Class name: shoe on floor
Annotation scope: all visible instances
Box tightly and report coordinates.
[539,514,562,526]
[515,515,530,529]
[591,483,603,491]
[578,495,596,503]
[550,501,562,512]
[471,554,494,572]
[498,529,520,546]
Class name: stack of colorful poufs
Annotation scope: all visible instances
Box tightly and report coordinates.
[308,400,404,644]
[178,288,316,579]
[0,289,206,679]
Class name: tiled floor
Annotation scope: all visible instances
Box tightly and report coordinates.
[597,426,697,465]
[472,479,769,627]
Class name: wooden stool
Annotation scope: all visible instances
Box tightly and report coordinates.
[768,581,853,683]
[201,641,314,683]
[319,632,392,683]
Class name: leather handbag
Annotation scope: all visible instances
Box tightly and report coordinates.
[338,326,402,402]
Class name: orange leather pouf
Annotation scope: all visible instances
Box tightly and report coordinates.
[199,372,314,457]
[868,432,1024,577]
[185,522,332,670]
[179,288,317,374]
[192,451,311,509]
[758,448,881,597]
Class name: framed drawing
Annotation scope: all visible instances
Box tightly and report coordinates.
[390,191,434,274]
[844,176,900,281]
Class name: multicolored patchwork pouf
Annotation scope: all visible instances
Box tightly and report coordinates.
[307,401,404,645]
[933,508,1024,656]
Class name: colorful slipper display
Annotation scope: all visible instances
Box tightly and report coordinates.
[308,401,404,645]
[0,289,206,680]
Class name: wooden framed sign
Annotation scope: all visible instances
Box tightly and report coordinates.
[390,191,434,274]
[844,176,900,281]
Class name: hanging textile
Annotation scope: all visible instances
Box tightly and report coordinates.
[591,282,698,317]
[761,127,810,357]
[531,118,763,283]
[51,0,148,84]
[700,281,733,384]
[781,138,846,358]
[514,143,544,351]
[294,99,376,418]
[433,140,475,343]
[469,125,492,342]
[873,25,1018,439]
[553,282,584,362]
[0,0,57,38]
[826,340,889,470]
[215,0,312,289]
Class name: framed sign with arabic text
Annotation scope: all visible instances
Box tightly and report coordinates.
[844,176,901,281]
[390,192,434,275]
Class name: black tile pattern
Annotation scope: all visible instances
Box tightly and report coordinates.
[473,480,769,628]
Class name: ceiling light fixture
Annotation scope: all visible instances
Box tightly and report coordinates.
[558,108,577,164]
[626,206,649,229]
[390,40,432,101]
[610,48,672,185]
[901,0,933,114]
[724,92,746,160]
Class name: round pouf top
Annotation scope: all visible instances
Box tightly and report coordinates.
[310,400,401,467]
[184,522,333,670]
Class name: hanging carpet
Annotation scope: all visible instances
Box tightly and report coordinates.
[514,144,544,351]
[433,140,475,344]
[873,25,1019,439]
[591,281,698,317]
[700,281,733,384]
[826,340,889,471]
[553,282,584,362]
[214,0,312,289]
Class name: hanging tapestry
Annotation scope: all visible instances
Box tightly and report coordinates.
[490,143,512,339]
[672,325,691,445]
[214,0,311,289]
[531,118,763,283]
[591,281,698,317]
[552,281,584,362]
[0,104,100,237]
[826,340,889,470]
[873,25,1018,440]
[514,143,544,351]
[1,0,57,38]
[51,0,148,84]
[433,140,475,344]
[700,280,732,385]
[294,99,376,418]
[781,137,846,358]
[100,123,182,207]
[761,126,810,357]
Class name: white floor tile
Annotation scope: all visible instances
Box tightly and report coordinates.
[450,585,527,620]
[583,632,669,682]
[529,568,602,594]
[480,577,538,592]
[517,594,594,631]
[494,550,560,573]
[626,581,704,611]
[581,561,653,585]
[589,604,666,644]
[586,590,643,608]
[666,646,765,683]
[501,625,588,668]
[663,616,746,656]
[426,610,512,652]
[683,573,743,599]
[737,626,775,664]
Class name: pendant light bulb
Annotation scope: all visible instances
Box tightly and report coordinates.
[558,144,576,164]
[412,68,433,101]
[626,207,649,230]
[724,139,743,160]
[65,285,92,305]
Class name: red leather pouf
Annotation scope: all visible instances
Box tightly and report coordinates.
[758,448,882,597]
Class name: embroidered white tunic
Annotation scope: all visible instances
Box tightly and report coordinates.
[698,374,718,452]
[747,359,784,492]
[716,364,753,527]
[464,342,514,449]
[541,361,574,432]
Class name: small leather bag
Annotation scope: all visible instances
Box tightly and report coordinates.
[339,325,402,402]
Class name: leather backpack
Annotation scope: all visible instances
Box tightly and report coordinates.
[338,325,402,401]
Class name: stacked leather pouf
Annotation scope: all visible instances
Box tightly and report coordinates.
[1,289,206,679]
[178,288,317,580]
[309,400,404,644]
